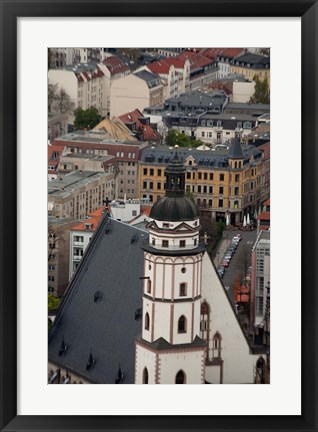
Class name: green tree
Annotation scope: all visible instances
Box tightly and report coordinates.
[74,107,101,130]
[48,294,61,311]
[250,75,270,104]
[165,129,204,148]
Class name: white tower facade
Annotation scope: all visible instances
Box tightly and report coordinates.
[135,151,206,384]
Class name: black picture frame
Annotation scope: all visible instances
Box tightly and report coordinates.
[1,1,317,431]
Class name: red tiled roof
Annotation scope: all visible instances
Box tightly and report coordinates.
[177,51,213,70]
[71,207,104,231]
[103,56,130,75]
[119,109,160,141]
[48,144,63,172]
[147,60,171,75]
[258,142,270,160]
[164,57,187,69]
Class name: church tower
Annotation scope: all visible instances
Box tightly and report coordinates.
[135,149,206,384]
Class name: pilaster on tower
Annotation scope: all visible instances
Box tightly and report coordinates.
[135,147,207,384]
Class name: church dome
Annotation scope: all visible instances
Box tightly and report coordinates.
[150,195,198,222]
[149,148,199,222]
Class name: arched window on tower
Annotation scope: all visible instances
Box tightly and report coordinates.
[147,279,151,294]
[145,313,150,330]
[175,369,186,384]
[200,302,210,359]
[142,367,149,384]
[212,332,222,359]
[178,315,187,333]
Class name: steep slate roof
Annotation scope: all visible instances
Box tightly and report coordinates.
[228,134,245,159]
[48,216,148,383]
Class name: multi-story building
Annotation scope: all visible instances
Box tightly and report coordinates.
[230,53,270,85]
[48,56,131,118]
[250,229,270,344]
[58,152,117,175]
[69,207,105,278]
[48,154,266,384]
[199,48,246,79]
[195,113,257,146]
[48,144,65,182]
[48,217,80,297]
[48,170,115,220]
[110,70,164,117]
[224,102,270,116]
[53,131,148,199]
[138,134,269,224]
[177,51,219,91]
[137,61,179,100]
[118,109,160,142]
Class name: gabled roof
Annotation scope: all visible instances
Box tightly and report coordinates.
[93,118,137,141]
[102,56,130,75]
[147,60,171,75]
[177,51,214,70]
[48,144,63,172]
[118,109,160,141]
[71,207,104,232]
[48,216,148,384]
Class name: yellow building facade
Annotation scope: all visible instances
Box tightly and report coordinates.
[138,138,268,224]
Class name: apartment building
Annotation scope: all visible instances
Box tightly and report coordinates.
[53,131,148,199]
[110,70,164,117]
[48,56,131,118]
[138,135,269,224]
[230,53,270,84]
[195,113,257,146]
[69,207,104,278]
[48,217,80,297]
[48,170,115,220]
[250,230,270,344]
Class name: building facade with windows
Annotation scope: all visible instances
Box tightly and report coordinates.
[250,230,270,344]
[69,207,105,278]
[53,132,149,200]
[48,217,80,297]
[48,170,115,220]
[48,154,266,384]
[138,135,269,225]
[195,113,257,146]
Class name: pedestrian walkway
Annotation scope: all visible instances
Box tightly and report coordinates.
[213,234,232,267]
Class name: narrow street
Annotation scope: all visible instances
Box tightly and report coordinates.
[214,229,257,305]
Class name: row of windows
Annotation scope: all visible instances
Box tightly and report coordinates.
[143,168,162,176]
[151,238,197,248]
[145,313,187,333]
[147,280,187,297]
[142,367,186,384]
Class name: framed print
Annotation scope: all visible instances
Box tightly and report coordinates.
[0,0,317,431]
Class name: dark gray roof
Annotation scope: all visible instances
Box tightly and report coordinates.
[150,196,199,222]
[228,134,244,159]
[134,70,161,88]
[140,144,262,170]
[233,53,270,69]
[48,215,148,383]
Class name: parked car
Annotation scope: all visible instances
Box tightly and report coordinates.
[221,259,229,267]
[217,266,225,278]
[232,236,240,244]
[224,254,232,261]
[227,245,236,254]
